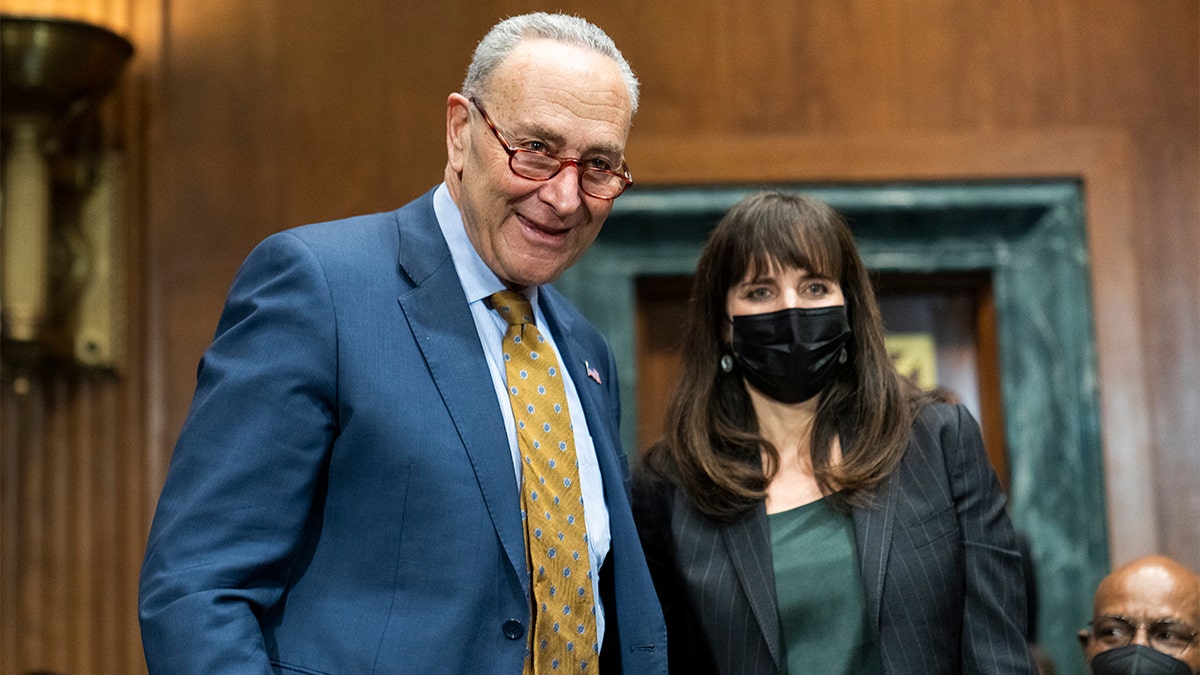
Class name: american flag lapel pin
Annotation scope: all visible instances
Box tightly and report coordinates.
[584,360,602,384]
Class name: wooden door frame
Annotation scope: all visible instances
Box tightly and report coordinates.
[614,128,1151,565]
[556,130,1145,673]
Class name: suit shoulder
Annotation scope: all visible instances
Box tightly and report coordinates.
[251,191,438,275]
[913,400,974,433]
[281,209,400,250]
[902,402,974,467]
[272,189,436,251]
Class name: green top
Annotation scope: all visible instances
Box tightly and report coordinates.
[768,498,881,675]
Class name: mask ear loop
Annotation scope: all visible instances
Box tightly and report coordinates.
[838,297,853,364]
[720,313,737,373]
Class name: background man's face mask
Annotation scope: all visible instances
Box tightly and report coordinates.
[1091,644,1192,675]
[729,305,851,404]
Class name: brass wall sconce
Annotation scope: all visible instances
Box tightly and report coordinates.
[1,14,133,385]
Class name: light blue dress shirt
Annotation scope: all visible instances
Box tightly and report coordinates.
[433,183,611,643]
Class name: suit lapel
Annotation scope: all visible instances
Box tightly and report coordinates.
[393,195,528,592]
[723,506,783,670]
[539,295,619,478]
[538,291,633,558]
[852,474,898,631]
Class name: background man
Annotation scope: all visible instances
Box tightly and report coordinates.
[1078,555,1200,674]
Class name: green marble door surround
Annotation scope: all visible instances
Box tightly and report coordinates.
[555,182,1107,675]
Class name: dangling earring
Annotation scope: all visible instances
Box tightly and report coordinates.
[719,354,734,373]
[838,347,848,364]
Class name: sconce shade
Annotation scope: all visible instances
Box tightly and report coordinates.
[1,14,133,127]
[2,14,133,367]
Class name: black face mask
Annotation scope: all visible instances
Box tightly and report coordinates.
[1091,645,1193,675]
[729,305,852,404]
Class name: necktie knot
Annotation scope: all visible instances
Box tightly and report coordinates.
[491,290,535,327]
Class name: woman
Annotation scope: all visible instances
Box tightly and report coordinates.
[631,191,1036,674]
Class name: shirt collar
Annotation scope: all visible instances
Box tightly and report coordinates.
[433,183,539,307]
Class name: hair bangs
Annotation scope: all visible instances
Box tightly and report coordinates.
[725,196,846,286]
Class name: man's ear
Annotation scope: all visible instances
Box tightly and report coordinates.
[1077,628,1090,650]
[446,93,472,174]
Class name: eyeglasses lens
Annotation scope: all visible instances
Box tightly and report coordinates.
[1093,618,1196,656]
[509,152,626,199]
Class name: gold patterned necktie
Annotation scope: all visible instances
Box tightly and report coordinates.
[490,290,598,673]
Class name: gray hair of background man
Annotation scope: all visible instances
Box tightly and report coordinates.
[462,12,640,115]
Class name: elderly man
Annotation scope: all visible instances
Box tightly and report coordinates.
[1078,555,1200,674]
[139,12,666,674]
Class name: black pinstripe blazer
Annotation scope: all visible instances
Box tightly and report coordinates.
[631,403,1038,674]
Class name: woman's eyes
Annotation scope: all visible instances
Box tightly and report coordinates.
[737,272,840,305]
[744,282,829,300]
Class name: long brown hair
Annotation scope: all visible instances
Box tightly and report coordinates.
[644,191,927,520]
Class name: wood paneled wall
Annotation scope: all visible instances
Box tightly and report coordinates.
[1,375,148,674]
[1,2,153,674]
[1,1,1196,673]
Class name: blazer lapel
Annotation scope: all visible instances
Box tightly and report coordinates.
[852,475,898,631]
[539,296,619,474]
[538,290,633,561]
[723,506,783,670]
[393,196,528,592]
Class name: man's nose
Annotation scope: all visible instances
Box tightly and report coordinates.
[540,163,583,214]
[1130,625,1153,647]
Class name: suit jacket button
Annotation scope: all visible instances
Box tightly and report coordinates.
[502,619,525,640]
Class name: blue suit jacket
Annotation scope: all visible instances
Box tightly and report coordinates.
[139,189,668,674]
[632,403,1037,674]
